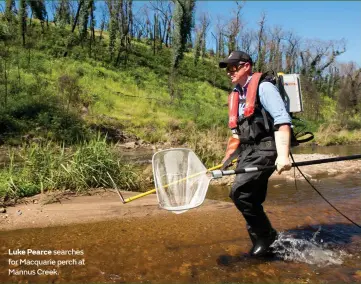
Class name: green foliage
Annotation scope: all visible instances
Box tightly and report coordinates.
[0,12,358,152]
[186,126,228,168]
[27,0,47,23]
[55,0,71,28]
[0,137,141,200]
[18,0,26,45]
[315,122,361,146]
[171,0,195,70]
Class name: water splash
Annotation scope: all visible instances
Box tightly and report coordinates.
[271,227,351,266]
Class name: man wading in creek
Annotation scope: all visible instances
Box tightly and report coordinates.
[219,51,292,257]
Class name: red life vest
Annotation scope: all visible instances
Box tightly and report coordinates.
[228,72,263,129]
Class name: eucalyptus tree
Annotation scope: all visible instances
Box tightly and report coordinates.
[284,31,301,73]
[239,29,255,58]
[171,0,195,70]
[148,0,173,48]
[169,0,195,101]
[255,12,266,72]
[27,0,47,30]
[106,0,120,61]
[267,26,283,72]
[19,0,26,46]
[337,62,361,115]
[115,0,133,66]
[55,0,71,28]
[194,12,210,65]
[224,1,244,54]
[4,0,15,22]
[299,39,346,120]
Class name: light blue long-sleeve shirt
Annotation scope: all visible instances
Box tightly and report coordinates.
[235,76,291,126]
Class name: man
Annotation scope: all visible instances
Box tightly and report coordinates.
[219,51,292,257]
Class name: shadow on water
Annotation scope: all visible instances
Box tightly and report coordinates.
[285,222,361,245]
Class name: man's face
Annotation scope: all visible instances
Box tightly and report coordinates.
[226,62,250,85]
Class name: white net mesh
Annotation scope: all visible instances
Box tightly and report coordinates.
[152,148,212,214]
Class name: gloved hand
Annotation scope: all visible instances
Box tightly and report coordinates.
[221,135,240,169]
[274,127,292,174]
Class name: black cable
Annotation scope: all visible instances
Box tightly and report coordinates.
[290,152,361,229]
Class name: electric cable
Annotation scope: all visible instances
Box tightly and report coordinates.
[290,152,361,229]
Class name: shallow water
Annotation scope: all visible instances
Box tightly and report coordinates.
[1,174,360,283]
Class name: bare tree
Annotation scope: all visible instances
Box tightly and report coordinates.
[267,26,283,72]
[224,1,244,54]
[193,12,210,65]
[255,12,266,72]
[284,31,301,73]
[239,29,255,58]
[338,62,361,115]
[148,1,173,48]
[300,39,346,78]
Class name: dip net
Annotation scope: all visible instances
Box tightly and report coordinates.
[152,148,211,214]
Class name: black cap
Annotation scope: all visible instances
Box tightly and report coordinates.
[219,51,253,68]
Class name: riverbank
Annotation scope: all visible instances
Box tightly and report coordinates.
[0,190,232,231]
[0,153,360,232]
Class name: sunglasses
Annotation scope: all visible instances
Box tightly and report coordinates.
[226,63,246,73]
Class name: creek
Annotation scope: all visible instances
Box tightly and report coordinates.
[0,144,360,283]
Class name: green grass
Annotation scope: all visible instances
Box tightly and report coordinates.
[0,136,141,203]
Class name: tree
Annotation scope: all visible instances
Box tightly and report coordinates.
[169,0,195,101]
[106,0,119,61]
[255,12,266,72]
[239,29,255,58]
[19,0,27,46]
[224,1,244,54]
[171,0,195,70]
[55,0,71,28]
[148,1,173,48]
[27,0,47,32]
[338,62,361,115]
[115,0,133,66]
[267,26,283,72]
[194,12,210,65]
[79,0,91,42]
[284,31,300,73]
[5,0,15,22]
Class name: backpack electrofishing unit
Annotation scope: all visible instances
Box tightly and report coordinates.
[228,71,314,147]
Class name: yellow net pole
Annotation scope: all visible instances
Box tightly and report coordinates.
[123,159,236,203]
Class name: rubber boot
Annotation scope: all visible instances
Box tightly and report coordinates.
[248,228,278,257]
[246,224,257,245]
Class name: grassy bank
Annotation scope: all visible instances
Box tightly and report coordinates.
[0,136,142,205]
[314,124,361,146]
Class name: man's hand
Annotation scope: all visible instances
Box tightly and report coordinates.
[275,156,292,174]
[274,125,292,174]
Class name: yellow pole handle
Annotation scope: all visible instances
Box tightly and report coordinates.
[123,159,237,203]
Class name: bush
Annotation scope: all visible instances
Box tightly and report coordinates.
[0,136,141,201]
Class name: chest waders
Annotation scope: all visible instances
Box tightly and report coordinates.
[226,72,280,257]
